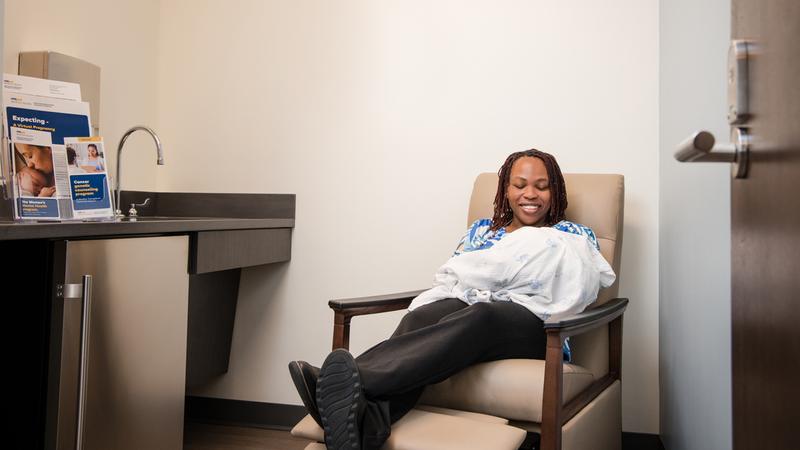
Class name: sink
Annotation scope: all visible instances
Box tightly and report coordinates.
[117,216,217,222]
[118,190,295,224]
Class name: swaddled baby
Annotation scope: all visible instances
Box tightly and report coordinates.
[410,226,616,321]
[17,167,56,197]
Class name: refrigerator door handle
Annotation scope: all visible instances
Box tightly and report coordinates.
[60,275,93,450]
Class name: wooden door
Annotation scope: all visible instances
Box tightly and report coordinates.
[731,1,800,449]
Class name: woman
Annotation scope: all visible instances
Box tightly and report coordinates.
[80,143,104,172]
[290,149,603,450]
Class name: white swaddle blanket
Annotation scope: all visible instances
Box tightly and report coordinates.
[408,227,616,321]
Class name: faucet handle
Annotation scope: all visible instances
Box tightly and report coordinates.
[128,197,151,217]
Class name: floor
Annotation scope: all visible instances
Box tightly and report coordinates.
[184,422,311,450]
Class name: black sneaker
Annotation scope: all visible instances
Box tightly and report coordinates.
[316,349,366,450]
[288,360,322,427]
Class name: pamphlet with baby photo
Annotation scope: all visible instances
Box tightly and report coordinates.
[64,137,113,218]
[3,74,93,220]
[9,127,65,219]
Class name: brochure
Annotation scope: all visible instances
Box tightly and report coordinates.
[64,137,113,218]
[3,81,92,220]
[3,73,82,102]
[9,127,62,218]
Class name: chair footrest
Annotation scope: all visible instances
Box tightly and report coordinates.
[292,408,527,450]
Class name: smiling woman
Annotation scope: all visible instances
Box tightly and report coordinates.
[455,150,596,257]
[492,150,568,232]
[289,149,608,450]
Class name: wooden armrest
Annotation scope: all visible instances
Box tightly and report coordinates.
[328,289,426,315]
[543,297,628,337]
[329,289,426,351]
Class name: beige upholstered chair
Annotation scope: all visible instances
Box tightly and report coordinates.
[292,173,627,450]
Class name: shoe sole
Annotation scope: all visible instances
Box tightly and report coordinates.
[316,350,364,450]
[288,361,322,427]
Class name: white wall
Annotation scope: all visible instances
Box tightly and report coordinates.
[156,0,660,433]
[3,0,161,192]
[659,0,732,448]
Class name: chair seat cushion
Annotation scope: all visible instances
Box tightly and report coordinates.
[292,409,526,450]
[414,405,509,425]
[419,358,595,423]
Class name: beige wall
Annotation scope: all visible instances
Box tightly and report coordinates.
[5,0,661,434]
[157,0,660,433]
[3,0,161,191]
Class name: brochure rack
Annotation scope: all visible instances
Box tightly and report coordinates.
[2,74,113,221]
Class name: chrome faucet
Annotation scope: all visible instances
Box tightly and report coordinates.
[114,126,164,217]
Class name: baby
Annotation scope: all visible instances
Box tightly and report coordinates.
[17,167,56,197]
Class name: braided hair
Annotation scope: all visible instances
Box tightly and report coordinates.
[489,149,568,232]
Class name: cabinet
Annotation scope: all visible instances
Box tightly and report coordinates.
[54,236,189,450]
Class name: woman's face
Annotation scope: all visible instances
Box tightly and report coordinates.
[17,144,53,174]
[505,156,552,231]
[88,147,98,157]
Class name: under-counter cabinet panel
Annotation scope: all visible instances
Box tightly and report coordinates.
[58,236,189,450]
[191,228,292,274]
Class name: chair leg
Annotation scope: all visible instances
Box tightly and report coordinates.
[540,331,564,450]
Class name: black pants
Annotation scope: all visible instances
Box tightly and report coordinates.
[354,299,547,450]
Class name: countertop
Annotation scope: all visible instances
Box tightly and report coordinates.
[0,190,296,241]
[0,216,295,241]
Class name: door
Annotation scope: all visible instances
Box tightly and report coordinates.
[731,1,800,449]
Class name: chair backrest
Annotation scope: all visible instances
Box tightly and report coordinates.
[467,172,625,376]
[467,172,624,305]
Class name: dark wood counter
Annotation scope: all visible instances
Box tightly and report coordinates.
[0,216,293,240]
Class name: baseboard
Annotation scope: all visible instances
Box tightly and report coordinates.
[186,396,665,449]
[185,396,306,431]
[622,432,665,450]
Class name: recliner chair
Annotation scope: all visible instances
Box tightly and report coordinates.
[292,173,627,450]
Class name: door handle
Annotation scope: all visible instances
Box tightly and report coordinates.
[60,275,93,450]
[674,128,750,179]
[674,40,753,179]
